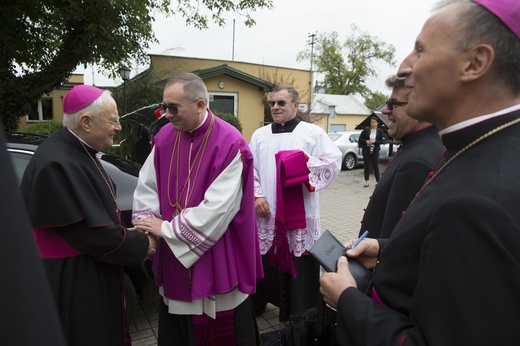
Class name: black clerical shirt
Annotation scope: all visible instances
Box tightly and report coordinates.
[271,117,300,133]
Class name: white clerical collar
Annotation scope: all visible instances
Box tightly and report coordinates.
[67,127,96,150]
[190,109,209,134]
[440,104,520,135]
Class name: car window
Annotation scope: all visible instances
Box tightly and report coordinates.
[7,151,32,184]
[328,133,341,141]
[350,134,359,143]
[99,153,141,177]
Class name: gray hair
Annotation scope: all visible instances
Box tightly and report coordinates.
[272,84,300,102]
[164,73,209,105]
[434,0,520,94]
[385,75,406,90]
[62,90,113,128]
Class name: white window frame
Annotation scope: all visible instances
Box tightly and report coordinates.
[27,98,53,122]
[209,92,238,117]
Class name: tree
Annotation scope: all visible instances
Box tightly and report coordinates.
[364,91,387,112]
[0,0,273,131]
[111,66,181,116]
[297,25,396,98]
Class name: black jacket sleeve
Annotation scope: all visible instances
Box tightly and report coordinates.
[56,221,149,267]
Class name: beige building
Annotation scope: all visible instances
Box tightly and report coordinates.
[20,74,86,128]
[150,55,312,141]
[310,93,372,134]
[21,56,313,142]
[21,56,370,143]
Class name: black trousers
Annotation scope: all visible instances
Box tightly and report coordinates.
[362,148,380,182]
[251,254,320,322]
[157,296,260,346]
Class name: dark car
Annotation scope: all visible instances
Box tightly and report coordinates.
[116,103,167,165]
[6,132,149,320]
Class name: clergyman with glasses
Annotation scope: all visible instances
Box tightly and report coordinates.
[248,84,342,321]
[320,0,520,343]
[357,75,443,240]
[132,72,263,345]
[20,85,155,346]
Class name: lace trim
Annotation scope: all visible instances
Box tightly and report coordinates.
[309,165,335,191]
[307,156,339,191]
[257,216,320,256]
[132,209,162,223]
[254,184,264,198]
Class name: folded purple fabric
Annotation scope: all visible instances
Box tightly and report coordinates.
[268,150,310,278]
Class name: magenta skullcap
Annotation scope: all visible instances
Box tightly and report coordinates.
[472,0,520,40]
[63,85,104,114]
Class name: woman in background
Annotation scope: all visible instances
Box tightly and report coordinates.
[358,117,383,187]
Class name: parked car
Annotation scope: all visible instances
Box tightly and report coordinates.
[116,104,167,165]
[328,131,393,170]
[6,131,149,320]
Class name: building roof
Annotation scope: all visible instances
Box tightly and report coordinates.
[191,64,274,91]
[355,110,390,132]
[312,94,371,115]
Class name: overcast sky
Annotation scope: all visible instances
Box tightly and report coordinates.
[78,0,438,97]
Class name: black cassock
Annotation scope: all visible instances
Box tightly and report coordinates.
[338,110,520,345]
[21,128,149,346]
[0,128,66,345]
[359,125,444,239]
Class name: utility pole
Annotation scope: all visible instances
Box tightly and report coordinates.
[307,32,317,121]
[232,19,236,61]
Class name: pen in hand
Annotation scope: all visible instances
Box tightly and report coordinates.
[352,230,369,248]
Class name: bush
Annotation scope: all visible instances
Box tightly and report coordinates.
[215,112,243,133]
[23,121,62,135]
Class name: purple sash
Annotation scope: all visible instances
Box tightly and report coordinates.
[267,150,309,278]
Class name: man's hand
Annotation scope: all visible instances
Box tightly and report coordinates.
[320,257,356,309]
[344,237,380,270]
[255,197,271,218]
[133,216,164,238]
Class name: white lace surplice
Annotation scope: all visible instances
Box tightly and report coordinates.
[250,121,342,256]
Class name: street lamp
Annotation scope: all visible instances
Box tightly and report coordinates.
[118,66,131,115]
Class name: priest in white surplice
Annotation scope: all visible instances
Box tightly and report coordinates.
[249,84,342,321]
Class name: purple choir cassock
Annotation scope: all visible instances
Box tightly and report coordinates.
[141,110,263,304]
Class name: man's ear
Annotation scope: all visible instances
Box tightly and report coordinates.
[78,113,92,133]
[195,99,205,111]
[460,44,494,82]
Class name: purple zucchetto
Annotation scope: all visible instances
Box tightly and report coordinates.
[63,85,104,114]
[472,0,520,40]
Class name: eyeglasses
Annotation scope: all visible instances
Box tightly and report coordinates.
[159,100,199,115]
[268,100,292,107]
[385,99,408,111]
[90,114,120,126]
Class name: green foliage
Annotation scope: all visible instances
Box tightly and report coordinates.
[0,0,273,131]
[215,112,243,133]
[364,91,388,112]
[297,25,396,98]
[111,67,180,116]
[22,121,62,135]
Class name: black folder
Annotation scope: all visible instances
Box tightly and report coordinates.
[309,230,374,294]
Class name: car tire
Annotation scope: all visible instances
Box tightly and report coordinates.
[343,153,357,170]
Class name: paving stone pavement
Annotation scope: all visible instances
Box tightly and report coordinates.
[129,164,385,345]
